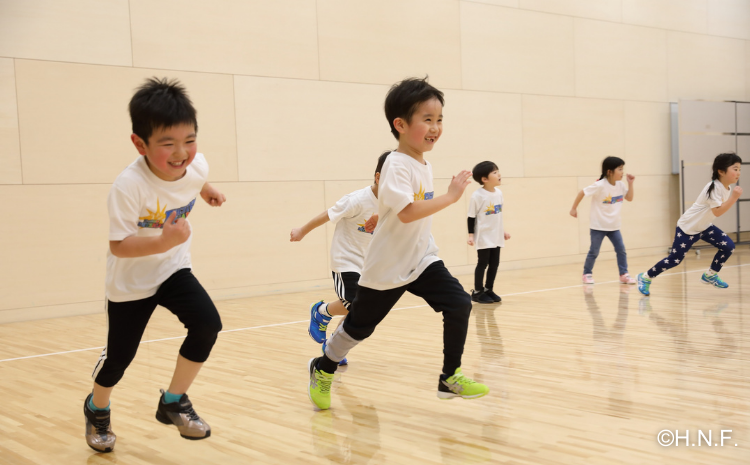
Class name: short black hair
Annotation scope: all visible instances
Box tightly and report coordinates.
[599,156,625,180]
[375,151,391,175]
[384,77,444,141]
[129,77,197,144]
[472,161,498,184]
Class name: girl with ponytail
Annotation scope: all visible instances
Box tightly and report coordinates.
[570,157,636,284]
[637,153,743,295]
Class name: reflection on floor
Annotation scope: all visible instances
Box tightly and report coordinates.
[0,250,748,464]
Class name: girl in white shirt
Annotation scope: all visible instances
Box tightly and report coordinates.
[637,153,743,295]
[570,157,635,284]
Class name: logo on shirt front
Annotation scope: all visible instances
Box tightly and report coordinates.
[414,183,434,201]
[137,198,196,228]
[357,222,374,235]
[484,204,502,215]
[602,194,624,204]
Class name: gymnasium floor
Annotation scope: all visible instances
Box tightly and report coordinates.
[0,249,748,464]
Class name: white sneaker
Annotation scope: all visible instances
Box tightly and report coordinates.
[619,273,636,284]
[582,274,594,284]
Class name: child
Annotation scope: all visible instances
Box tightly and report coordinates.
[306,77,489,410]
[637,153,742,295]
[83,78,226,452]
[290,151,390,365]
[467,161,511,304]
[570,157,635,284]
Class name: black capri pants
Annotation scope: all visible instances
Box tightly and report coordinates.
[92,269,222,388]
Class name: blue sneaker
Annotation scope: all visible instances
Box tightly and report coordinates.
[636,273,651,296]
[322,340,347,366]
[701,272,729,288]
[308,301,331,344]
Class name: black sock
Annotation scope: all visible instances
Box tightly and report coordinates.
[316,354,339,374]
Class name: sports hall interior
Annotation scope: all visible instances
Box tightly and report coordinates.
[0,1,748,464]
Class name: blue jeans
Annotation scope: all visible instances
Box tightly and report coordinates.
[583,229,628,275]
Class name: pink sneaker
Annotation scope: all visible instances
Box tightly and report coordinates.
[620,273,636,284]
[582,274,594,284]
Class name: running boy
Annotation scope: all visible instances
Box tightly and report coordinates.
[83,78,225,452]
[467,161,511,304]
[290,151,390,365]
[307,77,489,410]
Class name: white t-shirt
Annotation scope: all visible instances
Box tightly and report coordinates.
[582,179,629,231]
[328,185,378,273]
[105,153,209,302]
[468,187,505,250]
[677,180,732,235]
[359,151,441,291]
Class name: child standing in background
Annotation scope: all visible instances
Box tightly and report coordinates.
[468,161,510,304]
[570,157,635,284]
[637,153,742,296]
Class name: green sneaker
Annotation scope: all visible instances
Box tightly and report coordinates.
[308,357,334,410]
[437,368,489,400]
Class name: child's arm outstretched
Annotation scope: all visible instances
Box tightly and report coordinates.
[290,210,330,242]
[110,211,189,258]
[712,186,743,217]
[625,174,635,201]
[398,170,472,224]
[570,190,585,218]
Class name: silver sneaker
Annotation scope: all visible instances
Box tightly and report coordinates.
[155,389,211,439]
[83,393,116,452]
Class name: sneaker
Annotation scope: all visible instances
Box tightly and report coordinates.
[636,273,651,296]
[484,289,501,302]
[322,340,347,366]
[701,272,729,289]
[308,301,332,344]
[619,273,636,284]
[437,368,489,400]
[83,394,116,452]
[155,389,211,440]
[308,357,334,410]
[470,290,494,304]
[582,274,594,284]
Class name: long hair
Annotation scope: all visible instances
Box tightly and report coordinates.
[706,153,742,198]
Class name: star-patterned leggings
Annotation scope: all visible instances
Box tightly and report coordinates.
[646,225,734,278]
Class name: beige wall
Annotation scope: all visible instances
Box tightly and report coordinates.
[1,0,748,322]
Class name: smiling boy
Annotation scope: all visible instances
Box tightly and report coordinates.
[307,77,489,410]
[84,78,226,452]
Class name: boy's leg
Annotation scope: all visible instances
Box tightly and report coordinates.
[608,230,629,275]
[406,261,488,399]
[324,272,361,365]
[583,230,606,275]
[87,297,158,452]
[474,249,490,291]
[156,268,222,439]
[485,247,501,291]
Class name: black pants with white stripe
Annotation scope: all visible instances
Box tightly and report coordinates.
[646,226,735,278]
[91,269,222,388]
[332,271,360,309]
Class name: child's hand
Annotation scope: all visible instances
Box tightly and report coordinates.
[731,186,743,199]
[467,233,474,246]
[448,170,472,202]
[290,227,306,242]
[504,232,511,240]
[364,214,378,233]
[626,174,635,183]
[570,208,577,218]
[161,211,191,249]
[201,184,226,206]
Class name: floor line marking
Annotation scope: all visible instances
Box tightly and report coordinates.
[1,263,746,364]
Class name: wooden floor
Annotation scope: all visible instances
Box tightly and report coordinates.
[1,250,749,464]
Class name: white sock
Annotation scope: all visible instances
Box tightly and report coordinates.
[318,303,332,318]
[707,269,717,276]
